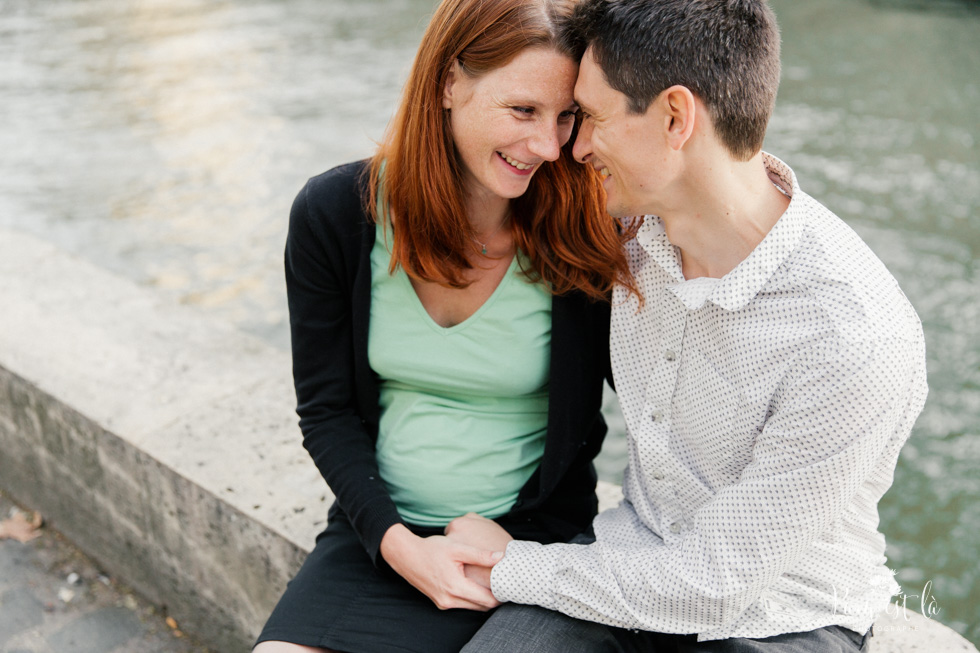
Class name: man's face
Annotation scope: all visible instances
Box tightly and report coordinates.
[573,48,670,218]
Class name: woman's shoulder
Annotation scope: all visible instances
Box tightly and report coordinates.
[291,160,372,235]
[301,159,371,209]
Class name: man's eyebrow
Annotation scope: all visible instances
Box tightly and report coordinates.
[574,97,595,115]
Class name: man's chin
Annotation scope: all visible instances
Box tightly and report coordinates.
[605,203,632,220]
[605,196,647,220]
[603,191,631,219]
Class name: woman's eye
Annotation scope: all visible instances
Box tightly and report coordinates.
[512,107,534,116]
[559,110,577,122]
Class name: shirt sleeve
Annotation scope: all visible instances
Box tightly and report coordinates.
[491,333,927,633]
[285,173,403,564]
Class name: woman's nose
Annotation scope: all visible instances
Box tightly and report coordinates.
[527,123,562,162]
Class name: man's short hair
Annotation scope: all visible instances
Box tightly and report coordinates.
[572,0,781,161]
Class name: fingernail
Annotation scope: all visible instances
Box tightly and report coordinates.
[491,551,504,562]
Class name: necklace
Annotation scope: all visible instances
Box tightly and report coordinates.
[471,214,510,255]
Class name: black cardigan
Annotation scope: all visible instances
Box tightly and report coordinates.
[285,160,611,564]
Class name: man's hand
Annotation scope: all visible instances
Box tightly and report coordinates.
[445,513,514,591]
[380,523,501,611]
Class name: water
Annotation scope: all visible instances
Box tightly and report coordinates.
[1,0,977,642]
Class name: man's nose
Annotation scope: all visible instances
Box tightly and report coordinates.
[572,119,594,164]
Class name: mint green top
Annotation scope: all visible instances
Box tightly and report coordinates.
[368,221,552,526]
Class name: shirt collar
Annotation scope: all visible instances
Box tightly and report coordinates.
[635,216,683,282]
[637,152,807,312]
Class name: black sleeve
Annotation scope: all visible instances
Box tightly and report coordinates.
[499,292,611,543]
[284,168,403,564]
[536,295,610,538]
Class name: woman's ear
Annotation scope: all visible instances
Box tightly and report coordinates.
[442,61,459,110]
[661,85,697,151]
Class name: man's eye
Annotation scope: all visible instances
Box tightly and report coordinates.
[559,110,577,121]
[513,107,534,116]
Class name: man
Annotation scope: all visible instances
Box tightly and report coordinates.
[447,0,928,651]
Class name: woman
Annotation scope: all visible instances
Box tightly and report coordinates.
[254,0,633,651]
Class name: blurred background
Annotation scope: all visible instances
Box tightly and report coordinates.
[1,0,977,644]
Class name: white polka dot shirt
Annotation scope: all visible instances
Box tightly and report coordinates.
[491,153,929,641]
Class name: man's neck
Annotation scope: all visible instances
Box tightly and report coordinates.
[660,152,789,280]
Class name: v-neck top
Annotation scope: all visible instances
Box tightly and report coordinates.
[368,220,553,526]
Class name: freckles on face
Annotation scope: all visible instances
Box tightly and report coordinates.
[444,47,579,203]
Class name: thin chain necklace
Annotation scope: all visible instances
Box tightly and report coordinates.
[471,214,511,255]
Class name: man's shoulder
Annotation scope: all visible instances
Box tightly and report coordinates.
[779,194,921,343]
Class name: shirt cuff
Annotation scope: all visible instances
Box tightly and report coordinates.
[490,539,565,608]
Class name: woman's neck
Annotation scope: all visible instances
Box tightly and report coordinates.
[464,188,511,234]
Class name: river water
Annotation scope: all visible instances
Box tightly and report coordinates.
[1,0,977,642]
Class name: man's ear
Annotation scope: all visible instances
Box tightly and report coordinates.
[661,85,697,151]
[442,61,459,110]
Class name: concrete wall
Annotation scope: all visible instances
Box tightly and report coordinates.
[0,226,974,652]
[0,228,322,650]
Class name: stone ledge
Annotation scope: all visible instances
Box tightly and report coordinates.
[0,227,324,651]
[0,226,974,652]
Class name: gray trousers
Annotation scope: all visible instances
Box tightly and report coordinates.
[461,603,872,653]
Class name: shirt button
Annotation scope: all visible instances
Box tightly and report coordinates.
[669,522,682,534]
[652,471,664,481]
[665,349,677,362]
[651,410,664,422]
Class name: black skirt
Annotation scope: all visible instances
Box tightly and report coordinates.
[256,509,508,653]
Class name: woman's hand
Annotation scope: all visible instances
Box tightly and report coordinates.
[444,513,514,591]
[444,512,514,551]
[380,523,502,611]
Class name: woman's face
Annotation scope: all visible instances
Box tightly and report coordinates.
[442,47,579,206]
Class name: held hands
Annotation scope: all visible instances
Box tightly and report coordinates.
[445,512,514,550]
[380,523,502,611]
[444,512,514,592]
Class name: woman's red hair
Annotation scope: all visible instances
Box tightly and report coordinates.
[366,0,635,300]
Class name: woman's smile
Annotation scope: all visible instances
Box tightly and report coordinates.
[498,152,535,173]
